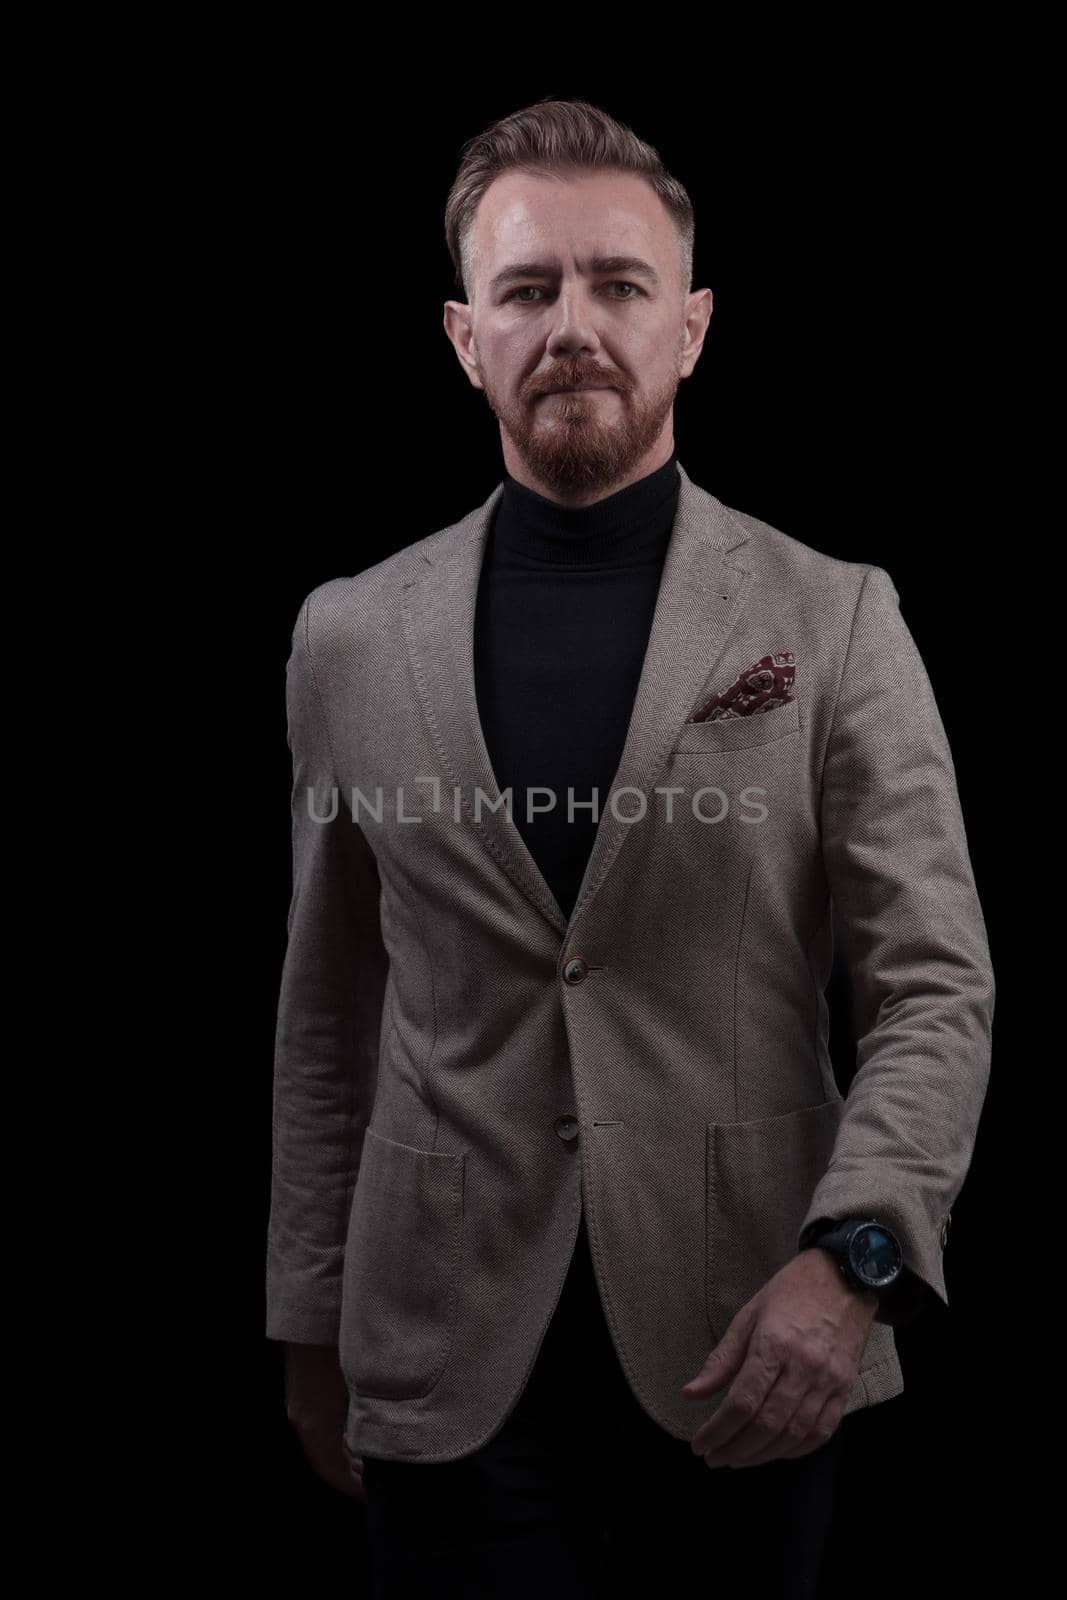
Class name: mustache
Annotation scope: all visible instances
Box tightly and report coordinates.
[528,373,626,398]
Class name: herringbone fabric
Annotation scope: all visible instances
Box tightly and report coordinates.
[265,462,995,1464]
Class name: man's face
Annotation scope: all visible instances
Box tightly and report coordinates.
[443,169,712,501]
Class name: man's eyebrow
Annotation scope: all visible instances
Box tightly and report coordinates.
[488,255,661,293]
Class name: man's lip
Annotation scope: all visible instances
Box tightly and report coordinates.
[541,385,614,395]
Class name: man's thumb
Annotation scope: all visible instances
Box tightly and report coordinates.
[680,1331,742,1395]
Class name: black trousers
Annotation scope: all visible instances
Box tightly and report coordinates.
[362,1212,847,1598]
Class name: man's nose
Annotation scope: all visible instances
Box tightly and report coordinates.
[544,288,602,358]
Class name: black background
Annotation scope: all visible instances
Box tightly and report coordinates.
[172,63,1020,1595]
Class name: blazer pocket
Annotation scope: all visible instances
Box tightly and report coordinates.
[676,696,800,753]
[705,1097,844,1341]
[340,1127,465,1399]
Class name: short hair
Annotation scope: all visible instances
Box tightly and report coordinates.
[444,96,695,302]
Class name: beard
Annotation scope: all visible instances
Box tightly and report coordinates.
[476,355,682,500]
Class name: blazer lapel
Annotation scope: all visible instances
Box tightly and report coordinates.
[400,461,753,940]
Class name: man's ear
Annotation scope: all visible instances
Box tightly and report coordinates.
[443,301,484,391]
[679,287,713,381]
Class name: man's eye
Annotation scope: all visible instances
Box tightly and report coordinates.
[504,282,641,303]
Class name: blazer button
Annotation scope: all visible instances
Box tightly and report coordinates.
[563,956,589,985]
[554,1114,579,1142]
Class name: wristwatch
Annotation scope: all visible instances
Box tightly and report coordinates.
[807,1216,904,1295]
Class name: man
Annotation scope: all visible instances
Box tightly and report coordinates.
[267,99,994,1596]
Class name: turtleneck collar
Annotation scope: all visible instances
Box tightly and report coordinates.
[491,452,680,569]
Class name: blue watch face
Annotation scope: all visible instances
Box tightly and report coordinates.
[848,1224,903,1287]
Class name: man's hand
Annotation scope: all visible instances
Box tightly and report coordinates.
[284,1342,365,1502]
[680,1247,877,1469]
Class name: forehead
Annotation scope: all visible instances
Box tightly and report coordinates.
[471,169,670,264]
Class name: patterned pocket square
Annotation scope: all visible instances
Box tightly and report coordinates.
[689,651,796,723]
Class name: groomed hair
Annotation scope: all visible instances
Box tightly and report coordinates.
[444,96,695,302]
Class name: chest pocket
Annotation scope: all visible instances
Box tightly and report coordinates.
[673,697,800,753]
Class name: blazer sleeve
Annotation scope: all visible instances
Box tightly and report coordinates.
[265,591,389,1346]
[796,564,995,1324]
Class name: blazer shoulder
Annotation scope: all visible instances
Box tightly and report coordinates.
[292,502,483,667]
[721,501,896,605]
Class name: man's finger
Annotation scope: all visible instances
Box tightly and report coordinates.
[681,1306,753,1396]
[703,1383,811,1467]
[690,1343,781,1457]
[747,1393,843,1465]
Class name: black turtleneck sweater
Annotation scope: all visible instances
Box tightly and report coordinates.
[473,453,680,923]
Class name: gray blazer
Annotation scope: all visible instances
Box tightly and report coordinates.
[265,461,994,1465]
